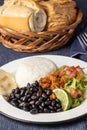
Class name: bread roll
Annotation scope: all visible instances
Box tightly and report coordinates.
[0,69,17,96]
[0,0,47,32]
[36,0,77,31]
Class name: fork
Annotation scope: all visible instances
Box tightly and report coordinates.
[77,32,87,51]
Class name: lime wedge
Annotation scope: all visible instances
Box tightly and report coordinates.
[53,88,72,111]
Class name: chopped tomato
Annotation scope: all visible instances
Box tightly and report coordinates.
[76,66,83,80]
[58,66,65,76]
[69,88,83,98]
[69,88,78,98]
[77,74,82,80]
[58,65,83,80]
[77,89,83,97]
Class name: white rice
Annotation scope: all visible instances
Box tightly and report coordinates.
[15,57,57,87]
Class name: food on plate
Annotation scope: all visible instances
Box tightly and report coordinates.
[0,57,87,114]
[39,65,84,90]
[7,81,62,114]
[15,57,57,88]
[0,0,47,32]
[0,0,78,32]
[36,0,77,31]
[0,69,17,96]
[39,65,87,109]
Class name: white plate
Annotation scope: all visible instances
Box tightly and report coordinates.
[0,55,87,123]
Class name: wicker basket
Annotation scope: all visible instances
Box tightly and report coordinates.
[0,9,83,53]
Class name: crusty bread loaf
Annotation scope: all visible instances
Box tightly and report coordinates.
[0,0,47,32]
[0,0,77,32]
[35,0,77,31]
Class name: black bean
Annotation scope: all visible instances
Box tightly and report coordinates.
[14,87,20,94]
[19,102,29,108]
[24,102,29,107]
[10,100,18,106]
[33,81,39,87]
[43,108,50,113]
[15,94,20,99]
[42,93,47,99]
[41,102,45,107]
[51,100,56,106]
[31,95,37,100]
[12,89,15,93]
[27,83,31,88]
[10,93,15,99]
[31,104,36,108]
[56,103,61,108]
[17,100,21,104]
[30,108,38,114]
[48,105,53,110]
[35,100,41,106]
[19,102,24,107]
[29,87,33,92]
[36,91,42,97]
[56,98,61,104]
[28,98,31,102]
[29,100,35,105]
[20,89,25,96]
[44,89,52,96]
[20,87,26,91]
[11,98,17,102]
[45,100,51,105]
[56,108,63,112]
[54,106,57,111]
[39,109,43,113]
[33,87,38,92]
[38,97,43,102]
[26,94,31,99]
[22,106,29,111]
[20,97,24,101]
[22,96,28,102]
[25,90,29,96]
[39,105,44,110]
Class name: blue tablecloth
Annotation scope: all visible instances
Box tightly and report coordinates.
[0,0,87,130]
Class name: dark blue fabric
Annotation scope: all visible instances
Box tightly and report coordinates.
[70,0,87,62]
[70,27,87,62]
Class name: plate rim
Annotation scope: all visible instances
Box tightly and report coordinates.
[0,109,87,124]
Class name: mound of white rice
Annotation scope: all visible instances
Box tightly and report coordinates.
[15,57,57,87]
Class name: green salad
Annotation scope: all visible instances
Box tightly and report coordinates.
[64,72,87,108]
[53,65,87,110]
